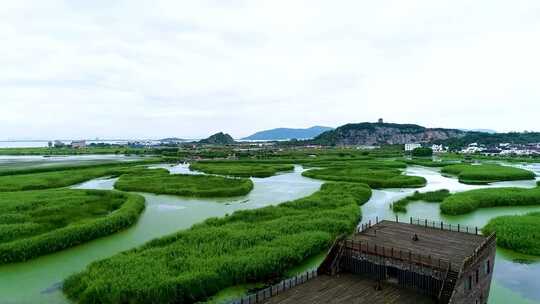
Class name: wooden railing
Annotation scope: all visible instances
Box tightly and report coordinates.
[343,239,451,271]
[227,269,318,304]
[317,235,345,275]
[462,232,496,270]
[409,217,480,235]
[444,232,497,303]
[356,217,480,236]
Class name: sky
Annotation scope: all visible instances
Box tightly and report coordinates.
[2,0,540,140]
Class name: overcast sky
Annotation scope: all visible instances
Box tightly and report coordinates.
[2,0,540,139]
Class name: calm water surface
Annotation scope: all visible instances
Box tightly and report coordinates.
[0,163,539,303]
[358,166,540,304]
[0,164,322,303]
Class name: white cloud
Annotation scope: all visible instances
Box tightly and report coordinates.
[1,0,540,139]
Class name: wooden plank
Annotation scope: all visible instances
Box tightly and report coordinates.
[262,274,434,304]
[352,221,486,270]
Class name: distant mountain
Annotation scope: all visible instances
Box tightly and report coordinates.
[199,132,236,145]
[159,137,185,143]
[243,126,333,141]
[460,129,497,134]
[313,122,465,146]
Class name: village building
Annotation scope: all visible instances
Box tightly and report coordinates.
[405,143,422,151]
[71,140,86,149]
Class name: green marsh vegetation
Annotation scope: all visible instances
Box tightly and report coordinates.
[189,161,294,178]
[114,168,254,197]
[483,212,540,256]
[63,182,372,303]
[0,158,160,176]
[440,182,540,215]
[0,189,145,264]
[441,163,536,184]
[300,158,406,169]
[411,147,433,157]
[0,146,146,156]
[403,158,457,168]
[302,167,426,188]
[391,189,451,213]
[0,165,146,192]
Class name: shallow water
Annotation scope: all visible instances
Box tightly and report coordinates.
[0,164,322,303]
[358,166,540,304]
[0,154,144,173]
[0,163,539,303]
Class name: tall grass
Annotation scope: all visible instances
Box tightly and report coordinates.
[483,212,540,256]
[114,168,254,197]
[0,189,145,264]
[0,165,148,192]
[392,189,451,212]
[63,182,372,303]
[189,162,294,178]
[302,167,426,189]
[300,159,406,169]
[0,158,161,177]
[440,182,540,215]
[441,163,536,184]
[403,159,456,168]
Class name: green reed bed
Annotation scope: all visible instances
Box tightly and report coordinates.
[0,165,146,192]
[483,212,540,256]
[391,189,451,213]
[302,167,426,189]
[440,182,540,215]
[114,168,254,197]
[63,182,372,304]
[441,163,536,185]
[0,158,160,177]
[0,189,145,264]
[300,159,406,169]
[189,162,294,178]
[403,159,457,168]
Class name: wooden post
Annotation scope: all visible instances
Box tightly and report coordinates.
[396,215,398,222]
[410,217,412,224]
[476,227,478,234]
[441,221,443,230]
[425,219,427,227]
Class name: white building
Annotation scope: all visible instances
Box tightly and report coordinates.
[71,140,87,149]
[431,144,446,153]
[404,143,422,151]
[461,143,483,154]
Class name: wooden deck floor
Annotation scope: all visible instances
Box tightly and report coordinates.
[262,274,435,304]
[353,220,486,269]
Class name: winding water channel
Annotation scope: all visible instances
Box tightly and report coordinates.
[0,163,539,303]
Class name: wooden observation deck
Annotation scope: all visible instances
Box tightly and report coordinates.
[229,218,497,304]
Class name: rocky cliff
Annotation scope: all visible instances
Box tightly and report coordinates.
[313,122,465,146]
